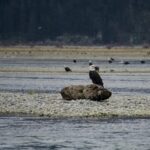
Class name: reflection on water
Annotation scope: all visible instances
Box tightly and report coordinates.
[0,117,150,150]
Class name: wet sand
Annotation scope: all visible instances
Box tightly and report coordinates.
[0,45,150,118]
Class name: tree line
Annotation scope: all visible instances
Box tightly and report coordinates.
[0,0,150,45]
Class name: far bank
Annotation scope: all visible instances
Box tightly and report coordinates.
[0,45,150,59]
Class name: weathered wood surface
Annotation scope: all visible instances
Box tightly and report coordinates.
[61,84,112,101]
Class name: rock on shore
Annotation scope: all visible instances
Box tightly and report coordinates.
[60,84,112,101]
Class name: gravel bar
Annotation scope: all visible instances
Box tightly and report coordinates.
[0,92,150,118]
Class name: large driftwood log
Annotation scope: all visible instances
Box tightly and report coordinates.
[60,84,112,101]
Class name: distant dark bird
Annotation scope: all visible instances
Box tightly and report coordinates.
[140,60,145,64]
[108,57,114,63]
[108,60,112,64]
[89,64,104,87]
[64,66,72,72]
[110,57,115,61]
[89,60,93,66]
[123,61,130,65]
[120,60,130,65]
[73,59,77,63]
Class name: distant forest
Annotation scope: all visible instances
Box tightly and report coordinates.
[0,0,150,45]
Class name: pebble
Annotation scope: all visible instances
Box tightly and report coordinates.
[0,92,149,118]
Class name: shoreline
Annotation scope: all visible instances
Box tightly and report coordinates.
[0,113,150,120]
[0,45,150,59]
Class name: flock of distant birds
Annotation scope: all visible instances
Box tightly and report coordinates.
[107,57,146,65]
[64,57,147,86]
[64,57,146,72]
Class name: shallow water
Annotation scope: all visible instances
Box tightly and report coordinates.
[0,58,150,68]
[0,72,150,95]
[0,59,150,150]
[0,58,150,95]
[0,117,150,150]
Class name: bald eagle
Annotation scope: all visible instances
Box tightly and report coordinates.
[89,64,104,87]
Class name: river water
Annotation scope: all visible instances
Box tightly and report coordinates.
[0,117,150,150]
[0,58,150,150]
[0,58,150,95]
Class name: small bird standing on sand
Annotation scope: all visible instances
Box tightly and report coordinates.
[73,59,77,63]
[108,57,115,63]
[88,60,104,87]
[140,60,145,64]
[64,66,72,72]
[120,60,130,65]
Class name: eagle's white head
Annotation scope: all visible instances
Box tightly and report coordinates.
[89,64,95,71]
